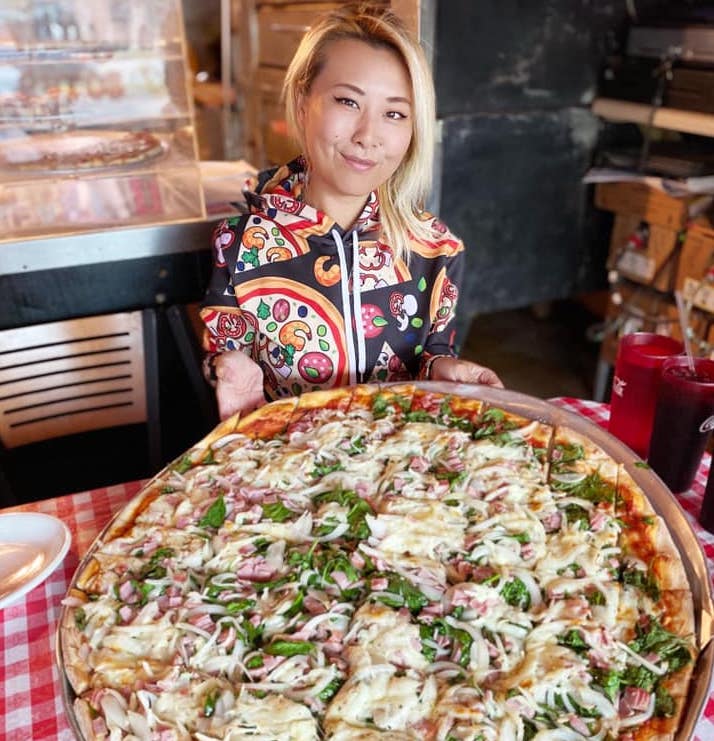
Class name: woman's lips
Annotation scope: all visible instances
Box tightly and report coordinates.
[342,153,376,171]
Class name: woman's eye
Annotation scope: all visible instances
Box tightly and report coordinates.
[386,110,408,121]
[335,97,358,108]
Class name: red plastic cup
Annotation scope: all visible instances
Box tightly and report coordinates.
[608,332,683,458]
[647,356,714,493]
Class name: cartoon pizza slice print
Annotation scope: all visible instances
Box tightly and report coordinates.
[200,307,259,353]
[235,278,349,397]
[235,216,310,273]
[429,267,458,334]
[371,341,411,382]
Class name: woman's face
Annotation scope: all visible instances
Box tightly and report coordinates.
[298,38,413,215]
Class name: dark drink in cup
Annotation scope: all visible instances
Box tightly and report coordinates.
[647,357,714,493]
[608,333,683,458]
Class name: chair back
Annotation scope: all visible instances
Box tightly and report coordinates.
[0,311,156,449]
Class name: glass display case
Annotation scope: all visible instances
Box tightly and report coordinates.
[0,0,205,240]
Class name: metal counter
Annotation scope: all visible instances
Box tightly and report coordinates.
[0,219,219,329]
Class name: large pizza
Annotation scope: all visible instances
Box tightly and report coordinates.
[58,383,704,740]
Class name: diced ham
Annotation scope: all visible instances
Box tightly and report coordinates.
[541,511,562,533]
[409,456,430,473]
[350,551,366,570]
[119,580,135,603]
[370,577,389,591]
[188,613,215,632]
[330,571,353,590]
[420,602,444,617]
[588,650,610,670]
[119,605,134,623]
[237,557,277,582]
[589,509,608,531]
[322,637,344,655]
[619,686,652,716]
[303,595,327,615]
[569,715,591,735]
[442,454,465,472]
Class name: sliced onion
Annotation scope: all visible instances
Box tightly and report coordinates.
[316,521,351,543]
[444,616,482,641]
[211,433,248,450]
[616,641,667,676]
[99,690,129,731]
[557,496,594,509]
[576,687,617,719]
[550,471,588,486]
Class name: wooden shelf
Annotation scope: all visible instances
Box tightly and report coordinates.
[592,97,714,138]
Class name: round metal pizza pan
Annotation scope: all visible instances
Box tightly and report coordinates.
[56,382,714,740]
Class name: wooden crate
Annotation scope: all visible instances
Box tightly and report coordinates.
[595,182,694,229]
[607,213,682,292]
[675,222,714,292]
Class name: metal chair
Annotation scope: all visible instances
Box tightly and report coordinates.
[0,310,161,503]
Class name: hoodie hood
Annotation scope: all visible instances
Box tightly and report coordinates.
[244,156,382,242]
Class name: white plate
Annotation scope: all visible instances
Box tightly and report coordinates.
[0,513,72,609]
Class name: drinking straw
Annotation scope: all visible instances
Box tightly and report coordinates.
[675,290,696,374]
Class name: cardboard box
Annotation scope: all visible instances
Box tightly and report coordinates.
[675,222,714,292]
[595,182,693,229]
[608,213,681,292]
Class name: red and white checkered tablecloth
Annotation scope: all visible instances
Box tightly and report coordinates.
[0,399,713,740]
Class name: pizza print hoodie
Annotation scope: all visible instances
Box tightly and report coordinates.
[200,156,465,400]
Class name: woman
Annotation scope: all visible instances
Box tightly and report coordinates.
[201,2,502,420]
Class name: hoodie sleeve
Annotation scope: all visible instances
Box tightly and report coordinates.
[417,246,465,378]
[199,215,254,358]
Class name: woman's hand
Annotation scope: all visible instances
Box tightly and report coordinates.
[430,356,504,388]
[214,351,265,420]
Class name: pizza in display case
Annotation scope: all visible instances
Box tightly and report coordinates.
[0,130,166,173]
[57,383,713,740]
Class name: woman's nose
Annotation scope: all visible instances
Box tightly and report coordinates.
[352,113,381,148]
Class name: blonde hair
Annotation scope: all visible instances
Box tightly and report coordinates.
[283,2,436,262]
